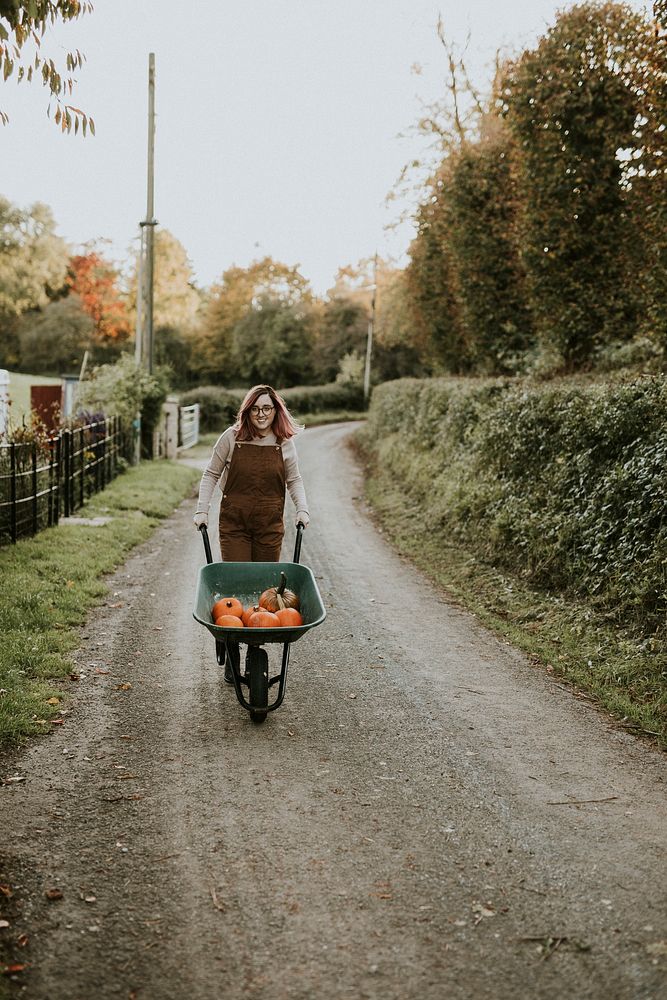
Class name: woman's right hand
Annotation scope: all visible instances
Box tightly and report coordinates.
[193,512,208,529]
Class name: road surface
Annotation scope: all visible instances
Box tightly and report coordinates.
[1,423,666,999]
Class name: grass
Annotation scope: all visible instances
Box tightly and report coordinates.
[3,370,61,423]
[355,438,667,750]
[0,459,199,748]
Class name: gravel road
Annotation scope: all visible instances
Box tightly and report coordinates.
[1,423,666,1000]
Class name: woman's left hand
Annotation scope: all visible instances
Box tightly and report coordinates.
[296,511,310,529]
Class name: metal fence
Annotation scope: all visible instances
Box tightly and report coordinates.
[0,416,128,545]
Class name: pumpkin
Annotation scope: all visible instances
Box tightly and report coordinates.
[212,597,243,621]
[259,572,300,612]
[215,614,245,628]
[275,607,304,627]
[248,610,281,628]
[241,604,261,626]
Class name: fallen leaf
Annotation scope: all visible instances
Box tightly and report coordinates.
[116,683,132,691]
[50,719,65,725]
[84,895,96,904]
[0,885,12,898]
[108,602,123,608]
[646,941,667,956]
[153,626,163,631]
[2,963,27,975]
[69,673,80,681]
[0,920,9,929]
[46,697,60,706]
[94,668,110,675]
[348,693,357,700]
[211,887,225,912]
[44,888,63,901]
[16,934,28,948]
[1,775,26,785]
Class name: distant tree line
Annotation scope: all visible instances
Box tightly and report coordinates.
[0,198,421,389]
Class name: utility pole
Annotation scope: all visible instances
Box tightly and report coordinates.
[363,252,378,404]
[135,52,157,372]
[144,51,157,374]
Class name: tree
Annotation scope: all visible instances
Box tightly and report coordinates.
[0,1,94,131]
[0,197,68,315]
[443,117,534,373]
[17,293,93,373]
[311,296,367,384]
[67,249,130,361]
[501,1,656,369]
[228,296,314,388]
[195,257,312,383]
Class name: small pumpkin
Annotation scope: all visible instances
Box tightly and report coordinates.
[241,604,261,626]
[215,614,245,628]
[248,610,281,628]
[212,597,243,621]
[275,607,304,627]
[259,572,300,613]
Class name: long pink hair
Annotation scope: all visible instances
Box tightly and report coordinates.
[234,385,303,443]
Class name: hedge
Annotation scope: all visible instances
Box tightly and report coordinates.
[359,375,666,636]
[180,382,366,432]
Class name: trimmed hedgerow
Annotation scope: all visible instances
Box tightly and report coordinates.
[180,382,365,431]
[360,375,666,634]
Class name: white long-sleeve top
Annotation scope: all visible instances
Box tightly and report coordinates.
[196,427,309,516]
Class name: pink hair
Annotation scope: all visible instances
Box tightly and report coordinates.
[234,384,302,443]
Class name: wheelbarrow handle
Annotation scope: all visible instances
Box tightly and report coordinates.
[198,523,213,565]
[199,521,304,565]
[293,522,305,564]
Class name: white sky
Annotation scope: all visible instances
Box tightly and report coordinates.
[0,0,654,294]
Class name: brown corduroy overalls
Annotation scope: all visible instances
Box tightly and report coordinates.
[218,441,286,562]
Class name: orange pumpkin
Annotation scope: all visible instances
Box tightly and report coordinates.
[215,614,244,628]
[275,607,304,627]
[212,597,243,621]
[248,610,281,628]
[259,572,300,612]
[241,604,261,626]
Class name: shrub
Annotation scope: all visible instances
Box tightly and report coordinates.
[360,375,667,634]
[180,382,366,431]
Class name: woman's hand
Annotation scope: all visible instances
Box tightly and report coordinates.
[193,512,208,529]
[296,511,310,529]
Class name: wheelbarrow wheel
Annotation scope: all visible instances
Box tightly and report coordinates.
[247,647,268,724]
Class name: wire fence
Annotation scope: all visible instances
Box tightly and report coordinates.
[0,416,130,545]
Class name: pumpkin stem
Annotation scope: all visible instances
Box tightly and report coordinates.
[277,572,287,596]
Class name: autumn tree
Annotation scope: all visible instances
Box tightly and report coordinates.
[67,249,130,361]
[0,1,94,131]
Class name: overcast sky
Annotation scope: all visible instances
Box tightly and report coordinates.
[0,0,653,294]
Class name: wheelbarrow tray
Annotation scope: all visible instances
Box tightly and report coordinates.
[193,561,326,645]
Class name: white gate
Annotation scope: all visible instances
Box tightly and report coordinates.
[179,403,200,450]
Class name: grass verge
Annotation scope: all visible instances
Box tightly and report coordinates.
[0,460,199,748]
[355,439,667,750]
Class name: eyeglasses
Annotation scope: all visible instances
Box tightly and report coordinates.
[250,404,275,416]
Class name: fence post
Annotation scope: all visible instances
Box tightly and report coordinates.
[10,442,17,544]
[79,427,84,509]
[53,435,61,526]
[63,431,71,517]
[31,442,38,536]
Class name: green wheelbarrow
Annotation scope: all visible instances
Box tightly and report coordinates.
[193,524,326,724]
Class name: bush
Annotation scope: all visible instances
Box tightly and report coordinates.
[180,382,366,431]
[360,375,667,634]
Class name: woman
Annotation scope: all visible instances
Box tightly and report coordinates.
[193,384,310,555]
[194,385,310,683]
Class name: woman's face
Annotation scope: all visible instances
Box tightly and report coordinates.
[248,392,275,437]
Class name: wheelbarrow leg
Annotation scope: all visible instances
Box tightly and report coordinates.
[223,641,241,684]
